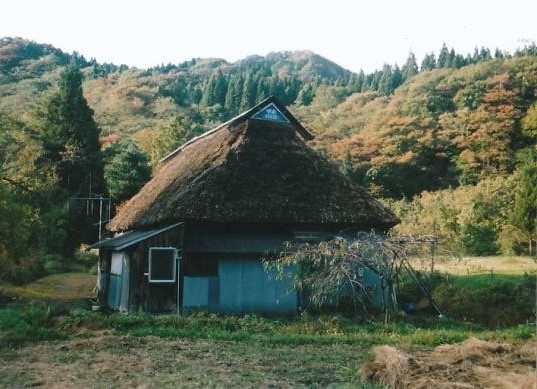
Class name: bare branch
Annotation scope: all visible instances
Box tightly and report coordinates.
[266,232,445,317]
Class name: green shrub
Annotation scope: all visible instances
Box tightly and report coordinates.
[74,251,98,271]
[42,253,68,274]
[433,274,536,327]
[0,303,65,347]
[88,264,99,275]
[396,271,445,312]
[107,312,154,330]
[1,252,45,284]
[55,308,108,331]
[460,222,498,255]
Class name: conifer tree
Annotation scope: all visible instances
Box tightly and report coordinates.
[378,64,394,95]
[402,52,419,81]
[201,70,227,107]
[224,74,244,116]
[421,52,436,71]
[391,64,403,89]
[240,73,258,111]
[33,64,105,252]
[437,43,450,68]
[36,64,104,197]
[511,149,537,252]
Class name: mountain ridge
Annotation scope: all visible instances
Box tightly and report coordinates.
[0,37,535,260]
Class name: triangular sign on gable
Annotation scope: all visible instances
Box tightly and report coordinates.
[251,103,290,123]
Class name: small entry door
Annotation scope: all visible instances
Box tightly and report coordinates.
[108,252,129,311]
[146,247,180,313]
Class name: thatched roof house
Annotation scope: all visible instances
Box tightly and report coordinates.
[94,96,398,313]
[110,96,397,231]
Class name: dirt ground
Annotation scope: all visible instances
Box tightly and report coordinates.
[361,337,537,388]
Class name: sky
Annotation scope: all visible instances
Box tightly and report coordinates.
[1,0,535,73]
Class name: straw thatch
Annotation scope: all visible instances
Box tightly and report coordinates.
[109,97,399,232]
[360,338,537,389]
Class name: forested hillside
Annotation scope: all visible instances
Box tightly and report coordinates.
[0,37,535,281]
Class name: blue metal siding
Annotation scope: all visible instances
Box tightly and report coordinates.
[107,274,122,309]
[218,259,297,314]
[218,259,242,312]
[363,267,387,308]
[183,277,210,309]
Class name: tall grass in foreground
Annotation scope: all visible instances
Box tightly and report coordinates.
[1,302,534,349]
[1,272,534,349]
[0,302,66,347]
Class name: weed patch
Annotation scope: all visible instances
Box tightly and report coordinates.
[0,304,65,347]
[433,273,536,327]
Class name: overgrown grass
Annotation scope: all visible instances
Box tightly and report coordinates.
[0,302,67,347]
[1,270,535,351]
[0,272,96,301]
[0,301,534,387]
[1,303,534,350]
[397,271,536,327]
[432,273,536,327]
[110,311,535,347]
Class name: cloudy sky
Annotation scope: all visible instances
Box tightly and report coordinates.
[1,0,535,72]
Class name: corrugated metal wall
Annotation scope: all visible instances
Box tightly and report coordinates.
[181,258,297,314]
[182,276,219,311]
[218,258,297,314]
[107,252,131,311]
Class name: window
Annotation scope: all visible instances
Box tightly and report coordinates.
[149,247,178,283]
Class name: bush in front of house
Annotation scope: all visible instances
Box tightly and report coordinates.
[432,273,536,327]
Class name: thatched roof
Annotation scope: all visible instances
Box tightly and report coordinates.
[109,96,399,232]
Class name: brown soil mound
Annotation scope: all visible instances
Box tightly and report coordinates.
[360,337,537,388]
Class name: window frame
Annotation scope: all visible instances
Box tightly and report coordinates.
[148,247,178,283]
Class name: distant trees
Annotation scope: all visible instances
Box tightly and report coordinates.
[402,52,419,81]
[0,37,536,283]
[511,149,537,252]
[387,153,536,257]
[200,70,227,108]
[34,64,105,196]
[104,139,151,205]
[0,178,41,282]
[388,176,513,255]
[521,103,537,140]
[140,110,204,165]
[421,53,436,71]
[31,64,106,254]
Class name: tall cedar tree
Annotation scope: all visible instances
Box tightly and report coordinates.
[402,52,419,81]
[512,149,537,241]
[35,64,105,252]
[37,65,105,196]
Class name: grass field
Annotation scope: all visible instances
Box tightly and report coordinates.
[0,305,534,388]
[410,255,537,275]
[0,260,535,387]
[1,273,96,300]
[0,332,374,387]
